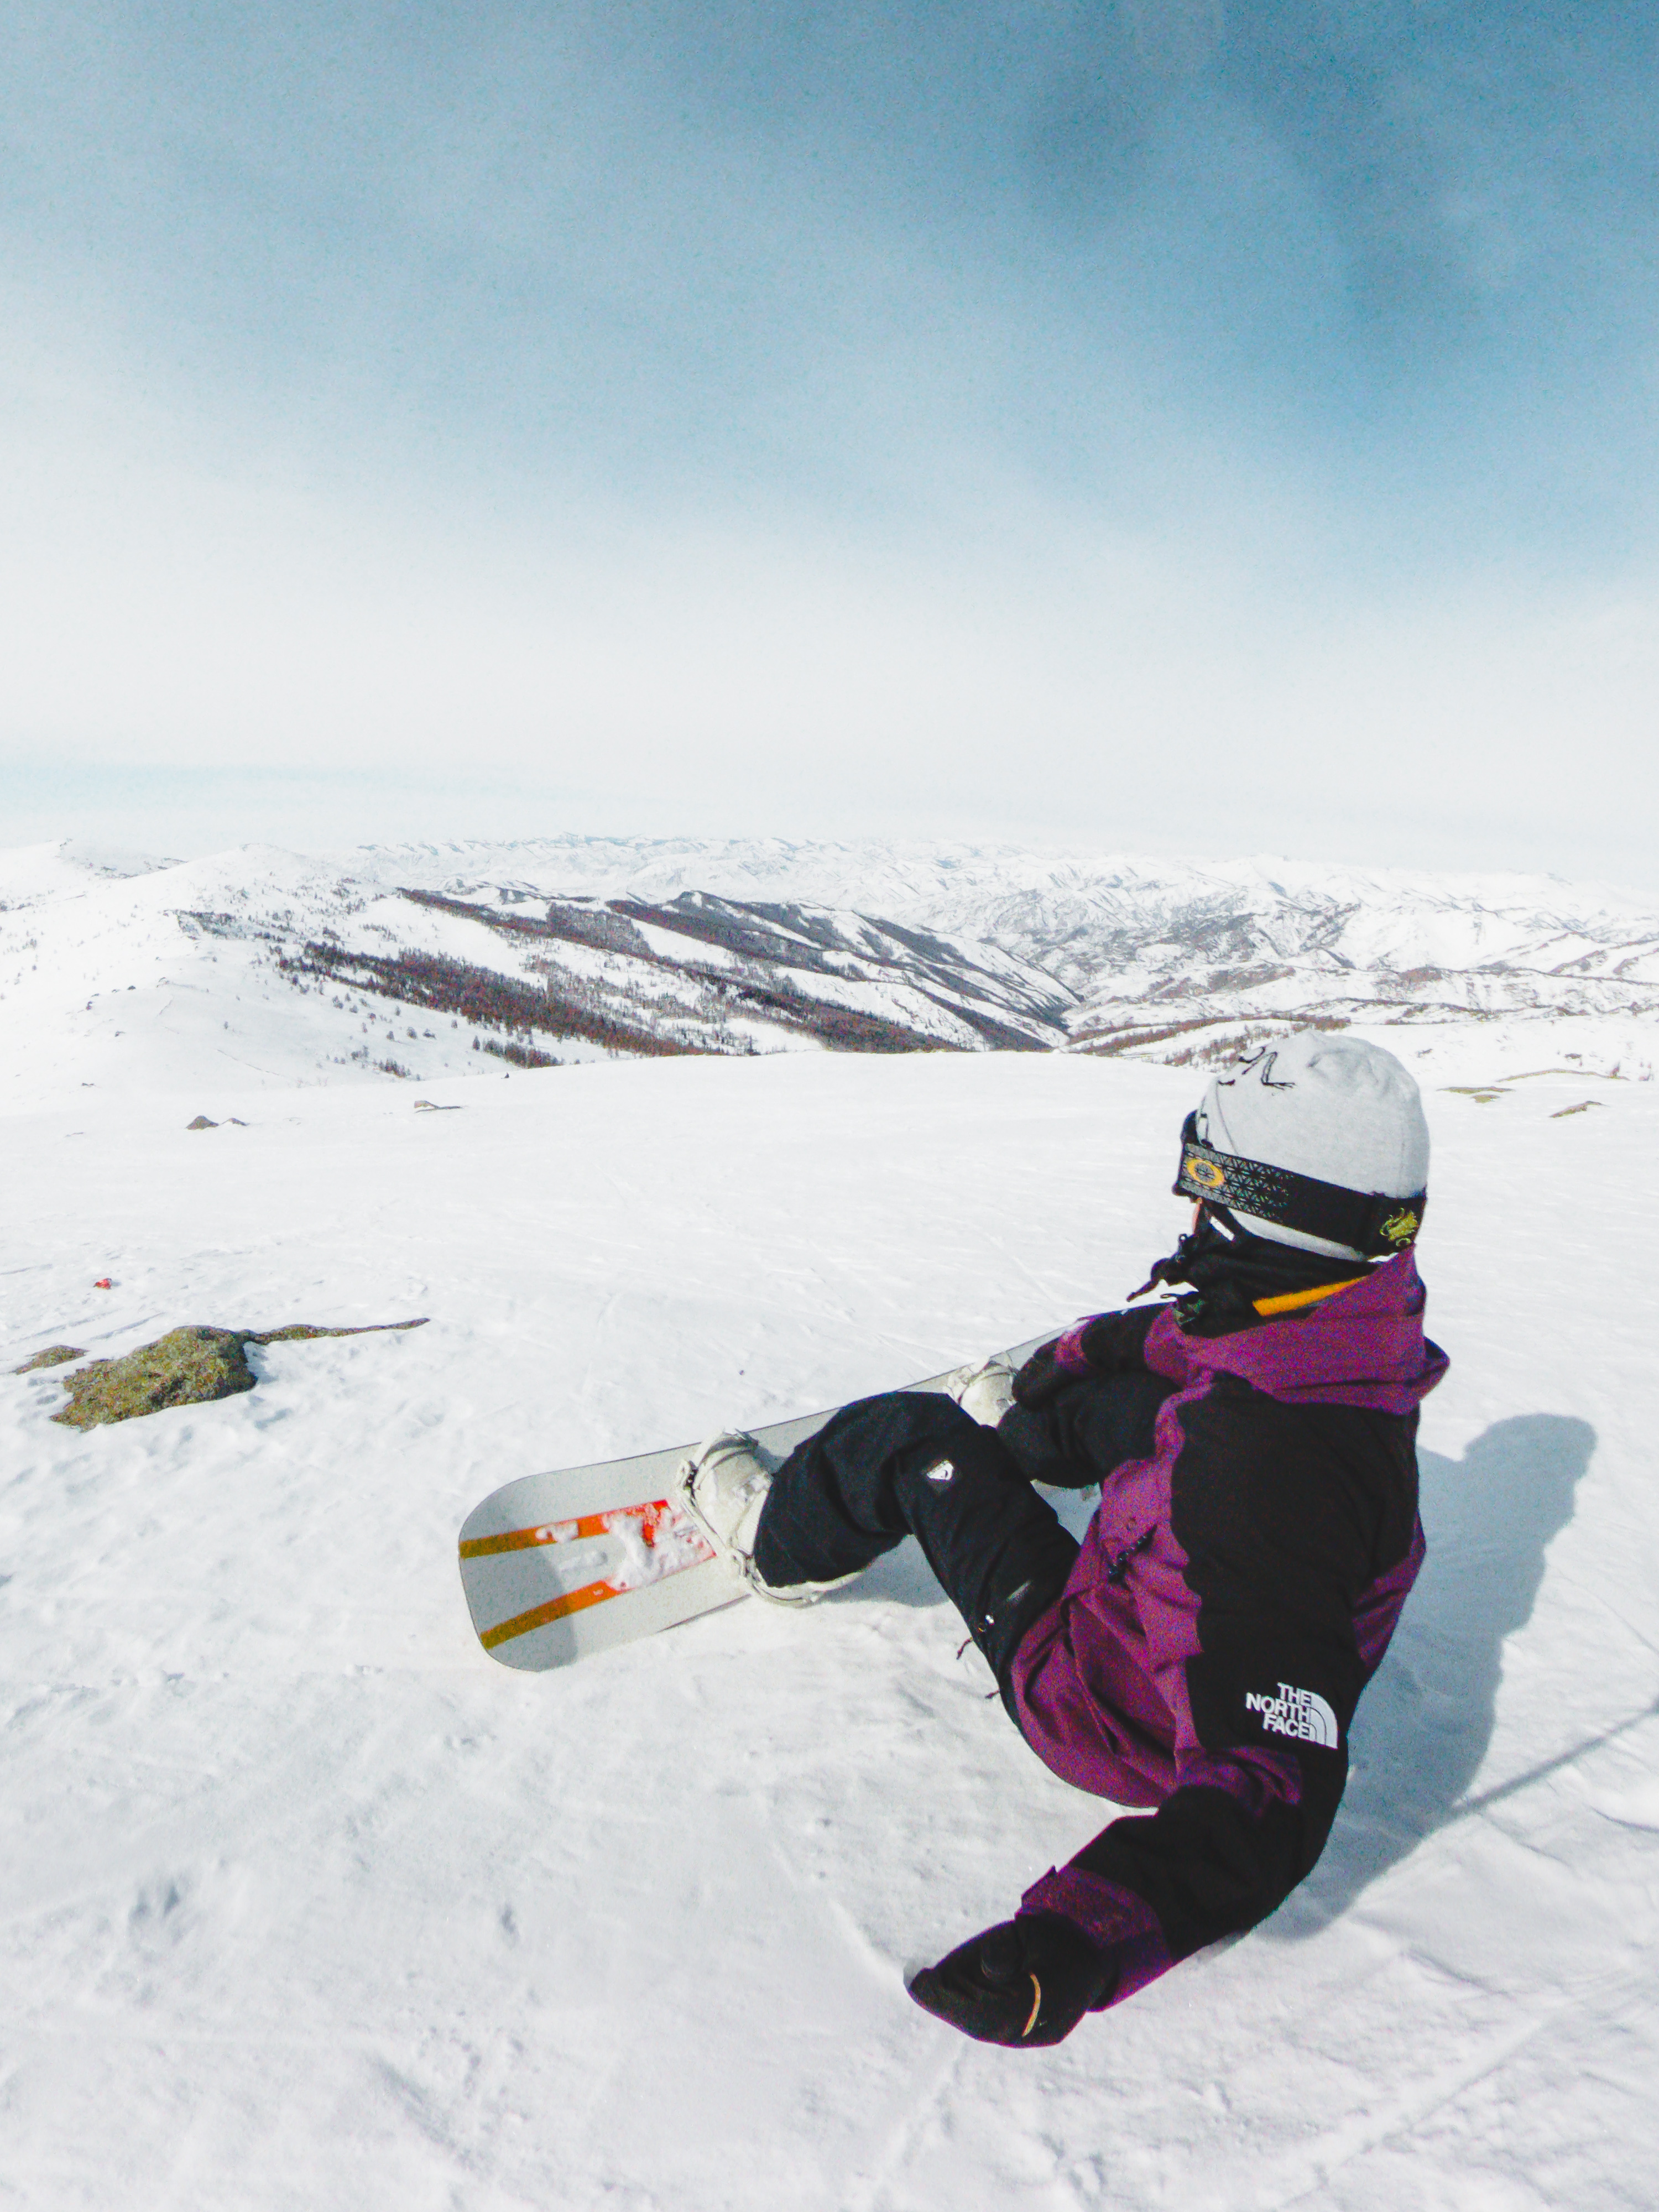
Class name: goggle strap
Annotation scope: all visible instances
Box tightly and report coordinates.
[1175,1115,1425,1259]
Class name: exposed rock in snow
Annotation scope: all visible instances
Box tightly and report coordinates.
[10,1343,86,1374]
[49,1318,430,1427]
[52,1323,259,1427]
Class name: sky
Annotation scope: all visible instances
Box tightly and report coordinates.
[3,2,1659,886]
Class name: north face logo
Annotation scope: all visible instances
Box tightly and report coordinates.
[1244,1682,1339,1748]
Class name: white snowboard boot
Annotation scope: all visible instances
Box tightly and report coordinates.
[941,1353,1019,1428]
[674,1431,861,1607]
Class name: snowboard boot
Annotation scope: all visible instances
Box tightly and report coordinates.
[675,1431,862,1608]
[941,1353,1019,1430]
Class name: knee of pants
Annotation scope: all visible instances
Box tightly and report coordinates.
[755,1391,990,1582]
[813,1391,992,1529]
[888,1413,1027,1519]
[890,1426,1079,1666]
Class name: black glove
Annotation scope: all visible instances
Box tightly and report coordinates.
[1010,1339,1072,1408]
[906,1912,1113,2047]
[1070,1310,1157,1374]
[1013,1313,1157,1409]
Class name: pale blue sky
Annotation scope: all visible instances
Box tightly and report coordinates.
[4,3,1658,883]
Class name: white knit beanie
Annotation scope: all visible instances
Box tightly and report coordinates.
[1193,1035,1431,1260]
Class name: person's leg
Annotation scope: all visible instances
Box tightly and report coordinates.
[752,1391,1080,1708]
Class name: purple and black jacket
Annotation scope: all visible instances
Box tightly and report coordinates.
[1010,1251,1448,2008]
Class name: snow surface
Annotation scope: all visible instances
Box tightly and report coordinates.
[3,1027,1655,2208]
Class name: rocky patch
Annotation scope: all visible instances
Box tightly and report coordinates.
[48,1318,428,1429]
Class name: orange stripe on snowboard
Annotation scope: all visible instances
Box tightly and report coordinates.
[480,1575,629,1648]
[461,1505,664,1559]
[465,1496,718,1650]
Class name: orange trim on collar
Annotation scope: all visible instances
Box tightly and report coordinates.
[1253,1275,1366,1319]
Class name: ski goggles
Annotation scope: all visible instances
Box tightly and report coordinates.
[1174,1113,1425,1258]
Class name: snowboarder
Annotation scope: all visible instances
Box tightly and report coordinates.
[676,1034,1445,2046]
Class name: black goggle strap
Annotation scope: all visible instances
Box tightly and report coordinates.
[1175,1113,1426,1259]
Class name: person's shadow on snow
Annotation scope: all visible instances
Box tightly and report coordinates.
[1265,1412,1601,1940]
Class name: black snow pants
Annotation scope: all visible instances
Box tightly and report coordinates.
[749,1390,1092,1726]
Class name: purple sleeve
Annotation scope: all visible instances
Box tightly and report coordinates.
[1019,1742,1310,2010]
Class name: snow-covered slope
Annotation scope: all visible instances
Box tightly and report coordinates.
[338,832,1659,993]
[341,835,1659,1079]
[2,1051,1652,2208]
[7,836,1657,1113]
[0,842,1074,1110]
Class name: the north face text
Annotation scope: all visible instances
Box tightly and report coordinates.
[1244,1682,1339,1748]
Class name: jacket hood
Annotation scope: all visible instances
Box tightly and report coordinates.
[1145,1250,1448,1414]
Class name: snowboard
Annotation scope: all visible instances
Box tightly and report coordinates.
[458,1334,1053,1671]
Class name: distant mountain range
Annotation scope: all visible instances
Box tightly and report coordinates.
[341,836,1659,1072]
[2,835,1655,1102]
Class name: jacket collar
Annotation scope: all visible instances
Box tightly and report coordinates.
[1147,1250,1448,1412]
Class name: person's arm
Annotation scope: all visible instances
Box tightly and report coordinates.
[1018,1723,1346,1995]
[914,1388,1405,2044]
[998,1308,1176,1490]
[910,1732,1345,2044]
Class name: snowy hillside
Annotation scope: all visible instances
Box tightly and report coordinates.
[0,842,1072,1111]
[2,1048,1653,2208]
[346,834,1659,1077]
[5,835,1657,1110]
[341,830,1659,998]
[0,840,1095,1105]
